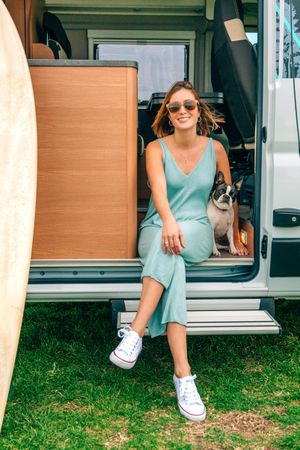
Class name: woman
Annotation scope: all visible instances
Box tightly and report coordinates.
[109,81,247,422]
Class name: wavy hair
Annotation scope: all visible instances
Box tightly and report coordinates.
[152,81,224,138]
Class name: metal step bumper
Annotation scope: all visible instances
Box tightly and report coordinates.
[113,298,281,336]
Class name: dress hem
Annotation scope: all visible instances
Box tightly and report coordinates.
[149,320,187,338]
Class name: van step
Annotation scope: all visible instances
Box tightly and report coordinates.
[122,298,261,311]
[114,299,281,336]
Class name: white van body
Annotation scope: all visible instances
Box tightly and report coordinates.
[20,0,300,332]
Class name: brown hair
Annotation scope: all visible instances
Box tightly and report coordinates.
[152,81,224,138]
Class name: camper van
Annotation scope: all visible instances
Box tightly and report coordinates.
[4,0,300,335]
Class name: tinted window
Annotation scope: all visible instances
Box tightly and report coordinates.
[276,0,300,78]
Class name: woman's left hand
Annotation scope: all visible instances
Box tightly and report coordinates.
[234,238,249,256]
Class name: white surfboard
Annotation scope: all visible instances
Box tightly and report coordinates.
[0,2,37,431]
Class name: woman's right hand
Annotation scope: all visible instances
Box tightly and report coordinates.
[162,216,186,255]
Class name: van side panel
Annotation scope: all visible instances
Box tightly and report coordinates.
[264,1,300,294]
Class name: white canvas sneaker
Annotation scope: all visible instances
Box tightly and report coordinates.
[173,374,206,421]
[109,326,142,369]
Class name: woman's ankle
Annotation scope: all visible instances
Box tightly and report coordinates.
[130,322,144,338]
[174,365,191,378]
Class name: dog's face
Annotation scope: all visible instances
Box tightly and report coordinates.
[211,171,243,211]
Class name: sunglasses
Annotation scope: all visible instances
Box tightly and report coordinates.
[166,99,199,114]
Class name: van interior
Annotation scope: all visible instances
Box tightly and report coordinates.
[4,0,259,283]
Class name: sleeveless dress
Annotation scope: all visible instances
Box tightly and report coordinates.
[138,137,216,337]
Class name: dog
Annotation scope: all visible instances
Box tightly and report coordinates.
[207,171,243,256]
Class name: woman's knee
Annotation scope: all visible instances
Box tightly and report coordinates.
[178,221,213,261]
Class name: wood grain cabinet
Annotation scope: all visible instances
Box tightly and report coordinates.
[30,61,137,259]
[4,0,50,58]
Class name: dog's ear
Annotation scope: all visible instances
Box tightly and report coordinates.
[216,171,225,185]
[234,178,243,191]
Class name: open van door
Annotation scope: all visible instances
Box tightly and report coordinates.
[263,0,300,297]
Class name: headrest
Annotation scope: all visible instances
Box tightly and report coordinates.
[214,0,244,23]
[43,12,71,59]
[213,0,245,52]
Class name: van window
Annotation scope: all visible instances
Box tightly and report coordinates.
[96,43,187,102]
[87,29,195,102]
[246,32,258,45]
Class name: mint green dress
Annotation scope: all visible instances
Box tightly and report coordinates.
[138,137,216,337]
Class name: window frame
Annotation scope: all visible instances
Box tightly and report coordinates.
[87,29,196,87]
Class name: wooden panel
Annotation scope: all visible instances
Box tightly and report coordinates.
[30,66,137,259]
[27,0,46,57]
[4,0,46,57]
[126,68,138,258]
[4,0,26,48]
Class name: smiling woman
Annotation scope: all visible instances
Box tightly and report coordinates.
[109,81,246,422]
[152,81,223,138]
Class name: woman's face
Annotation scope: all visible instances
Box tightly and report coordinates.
[167,88,200,133]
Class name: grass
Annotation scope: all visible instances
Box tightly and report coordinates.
[0,299,299,449]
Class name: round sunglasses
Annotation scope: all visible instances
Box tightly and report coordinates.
[166,99,199,114]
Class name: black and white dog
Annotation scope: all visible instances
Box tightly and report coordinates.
[207,171,243,256]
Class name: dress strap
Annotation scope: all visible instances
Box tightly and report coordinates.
[158,138,167,164]
[210,137,217,171]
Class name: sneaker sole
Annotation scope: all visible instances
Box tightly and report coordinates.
[178,403,206,422]
[109,351,136,370]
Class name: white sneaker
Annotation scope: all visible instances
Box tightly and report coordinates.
[173,374,206,421]
[109,326,142,370]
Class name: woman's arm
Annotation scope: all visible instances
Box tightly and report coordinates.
[213,140,248,256]
[145,141,185,254]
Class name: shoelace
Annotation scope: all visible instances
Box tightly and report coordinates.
[117,326,139,356]
[117,325,131,339]
[179,375,202,405]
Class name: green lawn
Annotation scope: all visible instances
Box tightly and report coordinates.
[1,299,299,449]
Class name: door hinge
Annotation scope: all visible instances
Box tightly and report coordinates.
[261,234,268,259]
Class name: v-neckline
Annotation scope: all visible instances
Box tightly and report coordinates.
[162,138,211,177]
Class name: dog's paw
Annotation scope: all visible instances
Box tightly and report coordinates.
[213,249,221,257]
[229,246,238,255]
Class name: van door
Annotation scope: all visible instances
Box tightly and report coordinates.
[263,0,300,296]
